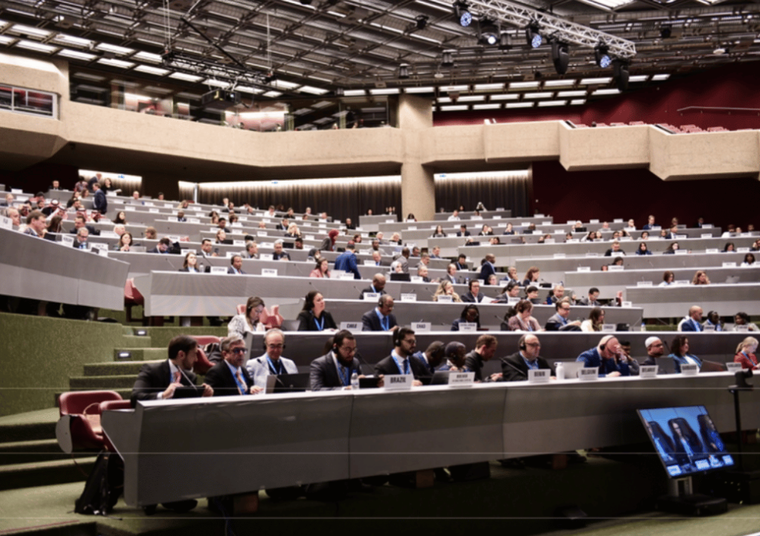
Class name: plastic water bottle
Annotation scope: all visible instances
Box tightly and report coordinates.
[555,362,565,381]
[351,372,359,390]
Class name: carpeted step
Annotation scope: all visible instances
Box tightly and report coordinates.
[68,376,138,390]
[0,456,97,491]
[0,439,91,466]
[117,335,154,349]
[111,348,166,361]
[0,420,57,443]
[85,361,160,377]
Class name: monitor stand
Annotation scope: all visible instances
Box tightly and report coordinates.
[657,476,727,516]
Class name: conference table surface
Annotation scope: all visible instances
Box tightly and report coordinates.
[626,283,760,317]
[102,371,760,507]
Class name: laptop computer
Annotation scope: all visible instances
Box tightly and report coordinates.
[269,372,311,394]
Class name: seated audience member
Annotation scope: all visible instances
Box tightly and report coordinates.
[526,285,541,305]
[371,250,383,266]
[702,310,723,331]
[417,264,432,283]
[692,270,710,285]
[228,254,245,274]
[618,340,640,376]
[285,223,301,239]
[320,229,339,252]
[495,281,521,304]
[464,335,502,382]
[663,242,680,255]
[734,337,759,370]
[5,207,21,227]
[523,266,540,287]
[451,304,481,331]
[72,227,89,249]
[142,227,157,241]
[179,252,202,273]
[610,256,624,267]
[636,242,652,256]
[389,260,403,273]
[272,240,291,261]
[438,342,468,372]
[642,337,668,370]
[297,291,337,332]
[461,279,485,303]
[390,232,402,245]
[362,295,398,332]
[724,242,736,253]
[444,263,460,284]
[431,225,447,238]
[246,329,298,390]
[113,211,127,225]
[643,215,658,230]
[199,239,217,259]
[334,241,360,278]
[545,299,582,331]
[228,296,276,336]
[243,241,259,259]
[507,300,541,332]
[448,210,460,221]
[501,334,552,381]
[215,229,228,244]
[149,237,176,254]
[430,245,442,259]
[131,335,213,406]
[217,218,230,233]
[433,280,462,302]
[310,258,331,278]
[576,335,631,377]
[24,210,47,238]
[455,254,468,271]
[669,336,702,373]
[751,239,760,252]
[577,287,601,307]
[503,266,519,284]
[545,284,574,306]
[581,307,605,332]
[176,210,187,222]
[374,327,427,385]
[742,253,756,266]
[485,272,498,284]
[456,224,470,237]
[310,330,364,391]
[732,312,759,332]
[412,341,446,375]
[115,232,133,252]
[660,270,675,286]
[205,334,258,396]
[679,305,704,332]
[502,223,515,235]
[359,273,387,299]
[478,224,493,236]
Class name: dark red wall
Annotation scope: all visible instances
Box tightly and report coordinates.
[434,62,760,131]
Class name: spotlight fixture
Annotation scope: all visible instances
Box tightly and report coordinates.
[612,59,629,91]
[499,31,512,50]
[551,41,570,75]
[594,44,611,68]
[525,23,542,48]
[398,63,409,79]
[442,50,454,67]
[479,21,499,46]
[415,15,428,30]
[660,26,672,39]
[299,0,312,4]
[454,1,472,27]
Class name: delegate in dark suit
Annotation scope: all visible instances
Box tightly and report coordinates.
[131,360,197,407]
[93,188,108,215]
[310,353,363,390]
[501,352,553,382]
[361,309,398,332]
[296,310,337,331]
[373,354,429,380]
[203,360,254,396]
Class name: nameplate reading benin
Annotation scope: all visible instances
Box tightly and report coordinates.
[384,375,412,391]
[528,369,550,384]
[680,364,699,376]
[449,372,475,387]
[578,368,599,381]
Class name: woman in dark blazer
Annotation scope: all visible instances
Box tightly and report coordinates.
[297,290,337,332]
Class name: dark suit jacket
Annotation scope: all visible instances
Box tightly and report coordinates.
[131,360,198,407]
[178,267,202,273]
[93,189,107,214]
[359,286,387,299]
[361,309,398,332]
[227,267,247,274]
[444,273,459,285]
[501,352,553,382]
[479,263,496,281]
[374,354,429,380]
[297,310,337,331]
[204,360,254,396]
[461,292,484,303]
[310,353,362,390]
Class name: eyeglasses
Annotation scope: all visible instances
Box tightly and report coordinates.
[526,343,541,347]
[266,344,284,350]
[230,347,247,354]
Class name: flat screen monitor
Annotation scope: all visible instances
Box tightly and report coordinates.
[637,405,734,478]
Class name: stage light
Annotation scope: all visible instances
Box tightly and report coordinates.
[479,21,499,46]
[442,50,454,67]
[551,41,570,75]
[499,32,511,50]
[415,15,428,30]
[454,1,472,27]
[613,60,629,91]
[595,44,611,69]
[525,24,542,48]
[399,64,409,79]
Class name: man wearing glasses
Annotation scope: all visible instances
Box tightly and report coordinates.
[544,298,582,331]
[205,334,259,396]
[245,329,298,391]
[501,334,553,382]
[310,330,365,390]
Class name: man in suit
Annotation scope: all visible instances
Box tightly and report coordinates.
[576,287,601,307]
[70,215,100,237]
[205,334,258,396]
[272,240,291,261]
[199,239,217,259]
[131,335,213,406]
[149,237,178,255]
[246,329,298,390]
[576,335,631,377]
[334,241,362,278]
[464,334,502,382]
[454,254,468,271]
[227,254,246,274]
[456,224,470,237]
[374,327,428,385]
[92,181,107,215]
[359,273,387,299]
[444,263,459,285]
[545,299,582,331]
[430,246,442,259]
[361,295,398,332]
[412,341,446,376]
[461,279,485,303]
[679,305,703,332]
[501,334,553,382]
[72,227,89,249]
[310,330,364,390]
[641,337,667,368]
[479,253,497,282]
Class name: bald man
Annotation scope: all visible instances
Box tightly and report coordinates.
[576,335,631,377]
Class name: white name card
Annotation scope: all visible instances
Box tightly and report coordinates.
[363,292,380,301]
[586,252,600,257]
[363,260,377,266]
[188,218,200,224]
[210,267,227,274]
[180,249,197,255]
[341,273,355,280]
[233,240,245,246]
[621,301,632,308]
[578,367,599,381]
[553,253,566,258]
[601,324,616,332]
[528,369,550,384]
[674,249,688,255]
[459,322,478,332]
[448,372,475,387]
[736,325,749,332]
[701,233,713,239]
[436,295,453,303]
[385,219,395,223]
[225,251,235,258]
[726,363,743,373]
[544,239,556,244]
[508,297,520,305]
[149,208,159,213]
[706,248,720,254]
[143,201,154,206]
[637,281,653,287]
[231,222,242,228]
[681,364,699,376]
[61,235,74,246]
[613,219,623,223]
[589,219,600,224]
[319,224,327,229]
[702,325,715,332]
[10,188,22,193]
[723,262,737,268]
[408,226,417,230]
[493,216,501,220]
[410,276,423,283]
[260,253,273,261]
[640,366,658,378]
[261,269,278,276]
[412,322,431,333]
[384,374,413,391]
[124,206,135,211]
[577,266,591,272]
[0,216,11,229]
[258,231,268,237]
[702,224,713,228]
[400,293,417,302]
[339,322,361,333]
[608,265,624,271]
[306,235,315,241]
[738,247,750,253]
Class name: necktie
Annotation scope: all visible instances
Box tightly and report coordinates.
[402,359,409,375]
[235,369,247,395]
[173,370,181,384]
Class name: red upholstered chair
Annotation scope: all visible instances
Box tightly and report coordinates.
[56,391,123,453]
[193,346,214,375]
[190,335,221,347]
[236,304,284,329]
[124,278,145,323]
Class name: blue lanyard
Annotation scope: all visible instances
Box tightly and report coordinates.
[266,356,282,375]
[376,309,389,331]
[314,314,324,331]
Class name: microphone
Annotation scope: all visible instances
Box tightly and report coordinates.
[178,366,202,392]
[499,357,526,378]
